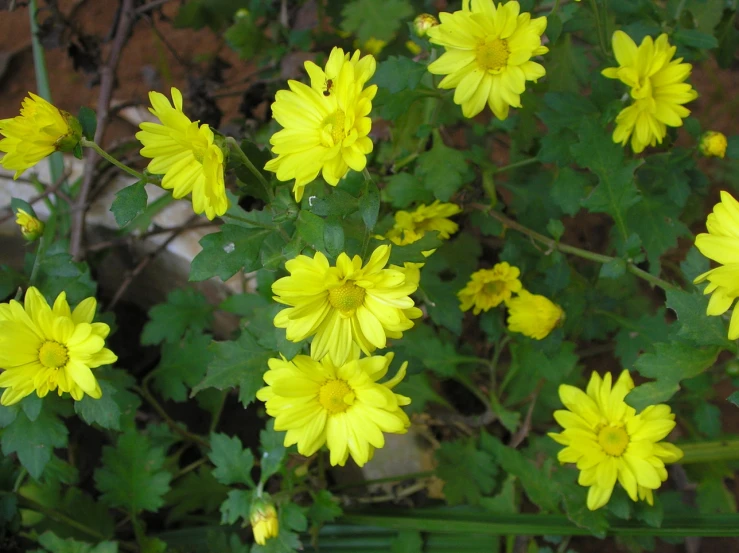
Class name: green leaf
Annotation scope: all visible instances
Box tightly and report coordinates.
[480,475,517,514]
[481,433,560,512]
[309,490,343,527]
[37,531,117,553]
[74,381,121,430]
[545,34,588,93]
[694,403,722,438]
[359,179,380,231]
[613,310,670,368]
[141,288,213,345]
[209,432,255,486]
[373,56,426,94]
[110,181,148,227]
[164,467,228,524]
[547,219,565,240]
[673,28,719,49]
[190,225,271,282]
[296,211,326,252]
[259,420,286,482]
[77,106,97,141]
[390,530,423,553]
[340,0,413,42]
[193,332,273,407]
[697,478,737,514]
[416,136,471,201]
[94,431,172,513]
[728,391,739,407]
[510,341,578,384]
[152,333,213,402]
[628,342,720,410]
[727,136,739,160]
[599,258,626,279]
[435,437,497,505]
[666,289,732,347]
[550,167,589,217]
[1,408,67,479]
[553,468,609,538]
[394,324,465,378]
[394,373,449,415]
[572,120,641,240]
[220,489,252,525]
[324,216,345,257]
[384,173,434,209]
[385,233,444,265]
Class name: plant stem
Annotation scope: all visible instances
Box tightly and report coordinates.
[550,0,561,16]
[133,384,209,448]
[226,136,274,202]
[679,440,739,464]
[479,207,678,292]
[588,0,610,57]
[80,138,147,181]
[489,334,511,396]
[495,157,539,174]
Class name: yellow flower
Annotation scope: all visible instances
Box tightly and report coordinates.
[413,13,439,37]
[256,352,411,467]
[136,87,229,220]
[0,92,82,179]
[693,191,739,339]
[250,500,279,545]
[506,289,563,339]
[427,0,548,119]
[15,208,44,241]
[458,262,522,314]
[265,47,377,202]
[700,131,728,159]
[360,37,387,56]
[0,287,117,406]
[272,245,421,365]
[549,371,683,510]
[601,31,698,154]
[385,201,462,249]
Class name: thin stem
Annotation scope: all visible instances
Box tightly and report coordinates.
[479,207,678,292]
[588,0,610,57]
[549,0,561,16]
[679,440,739,464]
[495,157,539,174]
[226,136,274,202]
[133,384,209,448]
[489,334,511,397]
[81,138,147,181]
[209,390,227,434]
[27,236,45,286]
[174,457,208,480]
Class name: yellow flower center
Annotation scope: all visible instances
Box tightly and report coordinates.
[325,109,347,145]
[483,280,506,295]
[597,425,630,457]
[630,77,653,100]
[318,379,355,414]
[38,341,69,369]
[328,282,366,313]
[476,38,509,71]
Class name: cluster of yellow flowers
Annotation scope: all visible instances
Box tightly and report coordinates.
[458,262,564,340]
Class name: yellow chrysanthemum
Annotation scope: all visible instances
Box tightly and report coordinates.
[427,0,548,119]
[265,47,377,202]
[15,208,44,241]
[0,287,117,406]
[549,371,683,510]
[272,245,421,365]
[413,13,439,38]
[136,87,229,220]
[0,92,81,179]
[250,500,279,545]
[256,352,411,467]
[458,262,522,314]
[693,191,739,339]
[385,201,462,248]
[601,31,698,154]
[700,131,727,159]
[506,289,563,339]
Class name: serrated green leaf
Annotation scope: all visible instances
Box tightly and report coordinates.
[141,288,213,345]
[193,332,272,407]
[511,341,578,384]
[480,475,517,514]
[373,56,426,94]
[209,433,255,486]
[259,420,286,482]
[666,289,732,347]
[435,437,497,505]
[94,431,172,513]
[190,225,271,282]
[416,136,470,201]
[340,0,413,42]
[359,179,380,231]
[697,478,737,514]
[37,531,117,553]
[324,216,345,257]
[110,181,148,227]
[220,489,252,525]
[152,333,213,402]
[1,408,67,479]
[74,381,121,430]
[296,211,326,252]
[600,258,626,279]
[309,490,342,527]
[384,173,434,209]
[164,467,228,524]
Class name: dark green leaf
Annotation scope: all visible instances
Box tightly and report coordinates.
[110,181,148,227]
[37,531,117,553]
[666,289,732,347]
[324,216,345,257]
[209,433,255,486]
[416,135,471,201]
[1,409,67,479]
[259,420,286,482]
[296,211,326,252]
[384,173,434,209]
[435,437,497,505]
[77,106,97,141]
[74,381,121,430]
[673,29,719,49]
[551,167,589,215]
[220,489,252,525]
[340,0,413,42]
[309,490,342,527]
[373,56,426,94]
[141,288,213,345]
[190,225,271,282]
[165,467,228,524]
[152,333,213,402]
[359,179,380,231]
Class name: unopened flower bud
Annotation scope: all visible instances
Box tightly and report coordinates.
[15,208,44,241]
[700,131,727,159]
[413,14,439,37]
[250,499,278,545]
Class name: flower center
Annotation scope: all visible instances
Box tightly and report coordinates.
[38,341,69,369]
[476,38,509,71]
[328,282,366,314]
[318,379,355,414]
[483,280,506,295]
[325,109,347,145]
[630,77,653,100]
[597,425,630,457]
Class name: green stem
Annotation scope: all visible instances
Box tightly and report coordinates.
[482,208,678,292]
[495,157,540,174]
[489,334,511,396]
[81,138,148,181]
[226,136,274,202]
[455,373,492,410]
[549,0,561,16]
[678,440,739,464]
[27,236,45,286]
[133,384,209,448]
[588,0,610,57]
